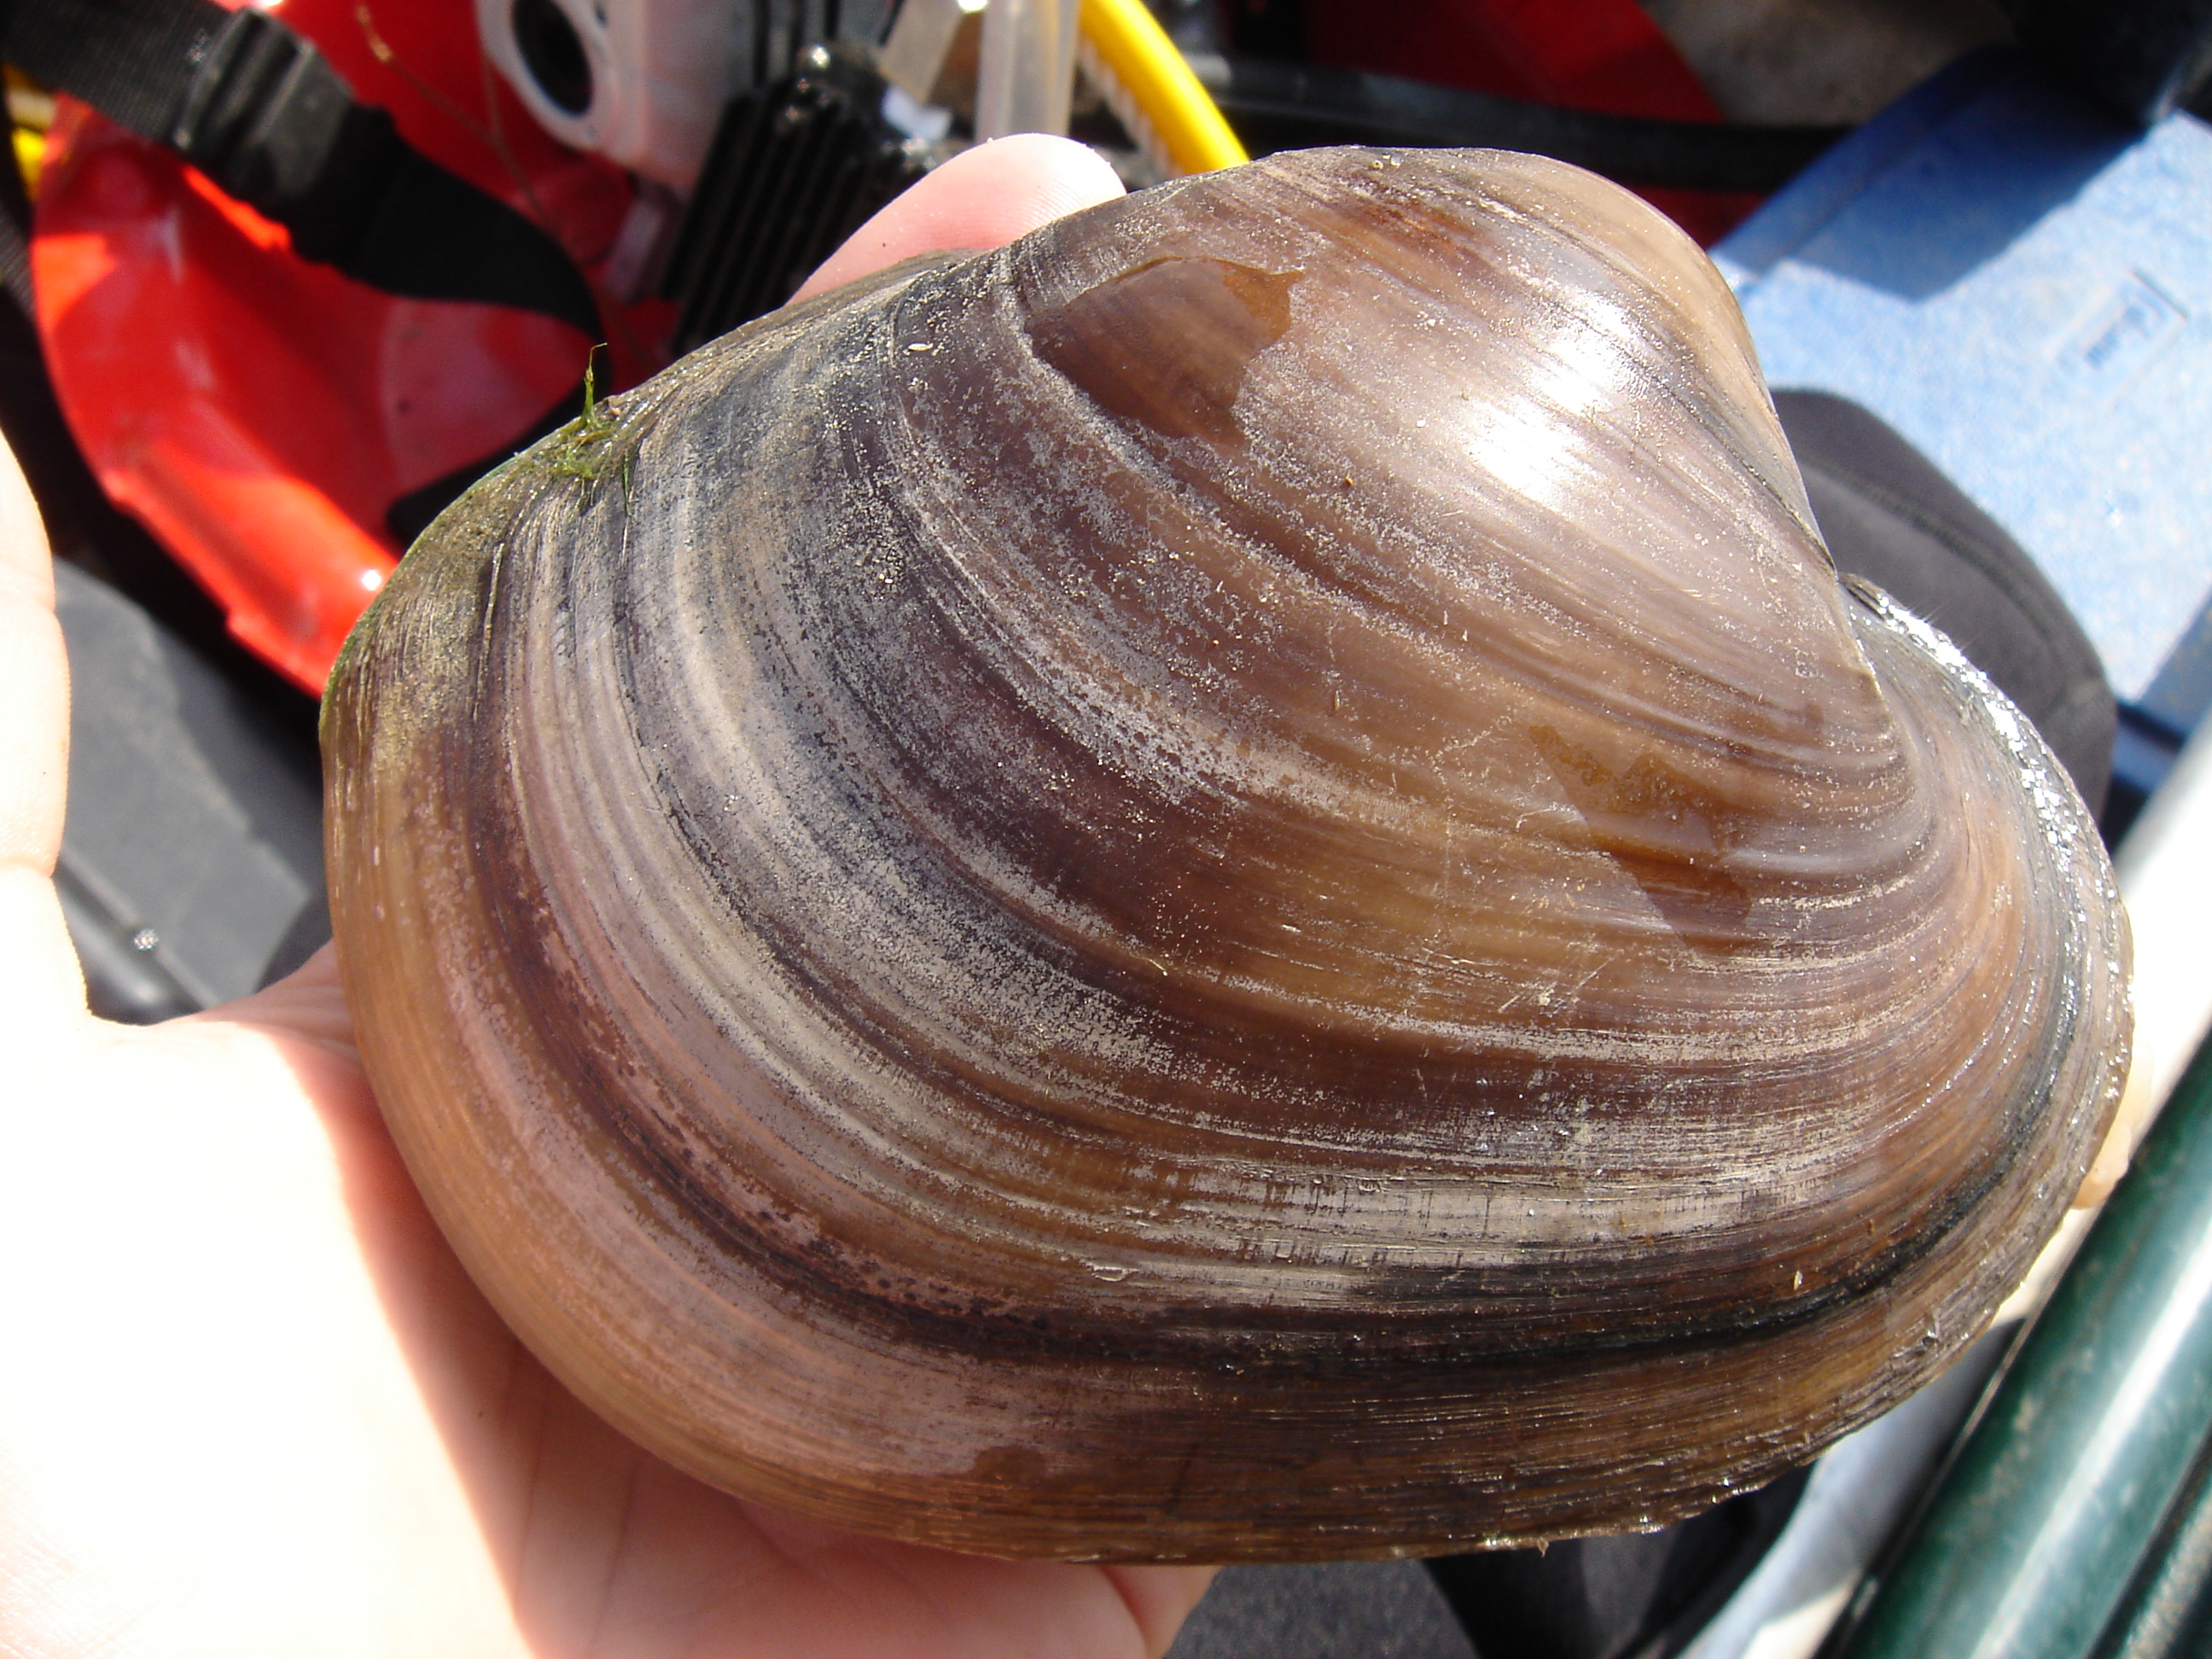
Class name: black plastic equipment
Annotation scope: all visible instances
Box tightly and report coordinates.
[54,562,329,1023]
[661,43,924,351]
[1994,0,2212,122]
[1184,54,1848,194]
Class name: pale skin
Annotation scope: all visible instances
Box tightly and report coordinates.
[0,135,1218,1659]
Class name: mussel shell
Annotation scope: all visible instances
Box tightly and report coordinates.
[324,148,2129,1560]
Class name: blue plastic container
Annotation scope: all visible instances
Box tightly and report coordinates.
[1713,51,2212,799]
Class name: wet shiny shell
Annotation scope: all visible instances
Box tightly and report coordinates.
[323,147,2130,1561]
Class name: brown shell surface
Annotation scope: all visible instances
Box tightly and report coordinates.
[323,148,2130,1561]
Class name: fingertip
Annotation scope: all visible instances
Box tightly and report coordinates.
[793,135,1126,301]
[1103,1563,1220,1659]
[945,133,1130,233]
[0,430,66,907]
[0,434,51,611]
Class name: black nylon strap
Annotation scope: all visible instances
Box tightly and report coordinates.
[0,0,598,335]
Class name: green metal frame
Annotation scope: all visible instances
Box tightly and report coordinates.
[1828,1029,2212,1659]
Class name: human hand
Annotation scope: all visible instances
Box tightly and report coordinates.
[0,134,1216,1659]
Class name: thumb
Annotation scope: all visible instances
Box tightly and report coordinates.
[791,133,1125,302]
[0,434,84,1040]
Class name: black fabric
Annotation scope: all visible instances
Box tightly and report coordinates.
[1773,389,2116,816]
[1427,1468,1808,1659]
[0,0,214,139]
[0,0,598,335]
[1167,1561,1476,1659]
[0,114,32,316]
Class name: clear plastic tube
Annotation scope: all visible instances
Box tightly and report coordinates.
[975,0,1079,138]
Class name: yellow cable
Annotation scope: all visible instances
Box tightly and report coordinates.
[12,127,42,195]
[1077,0,1245,177]
[7,66,51,196]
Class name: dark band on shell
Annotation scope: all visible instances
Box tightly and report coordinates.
[323,147,2130,1560]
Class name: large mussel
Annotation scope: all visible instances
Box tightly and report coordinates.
[323,147,2130,1560]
